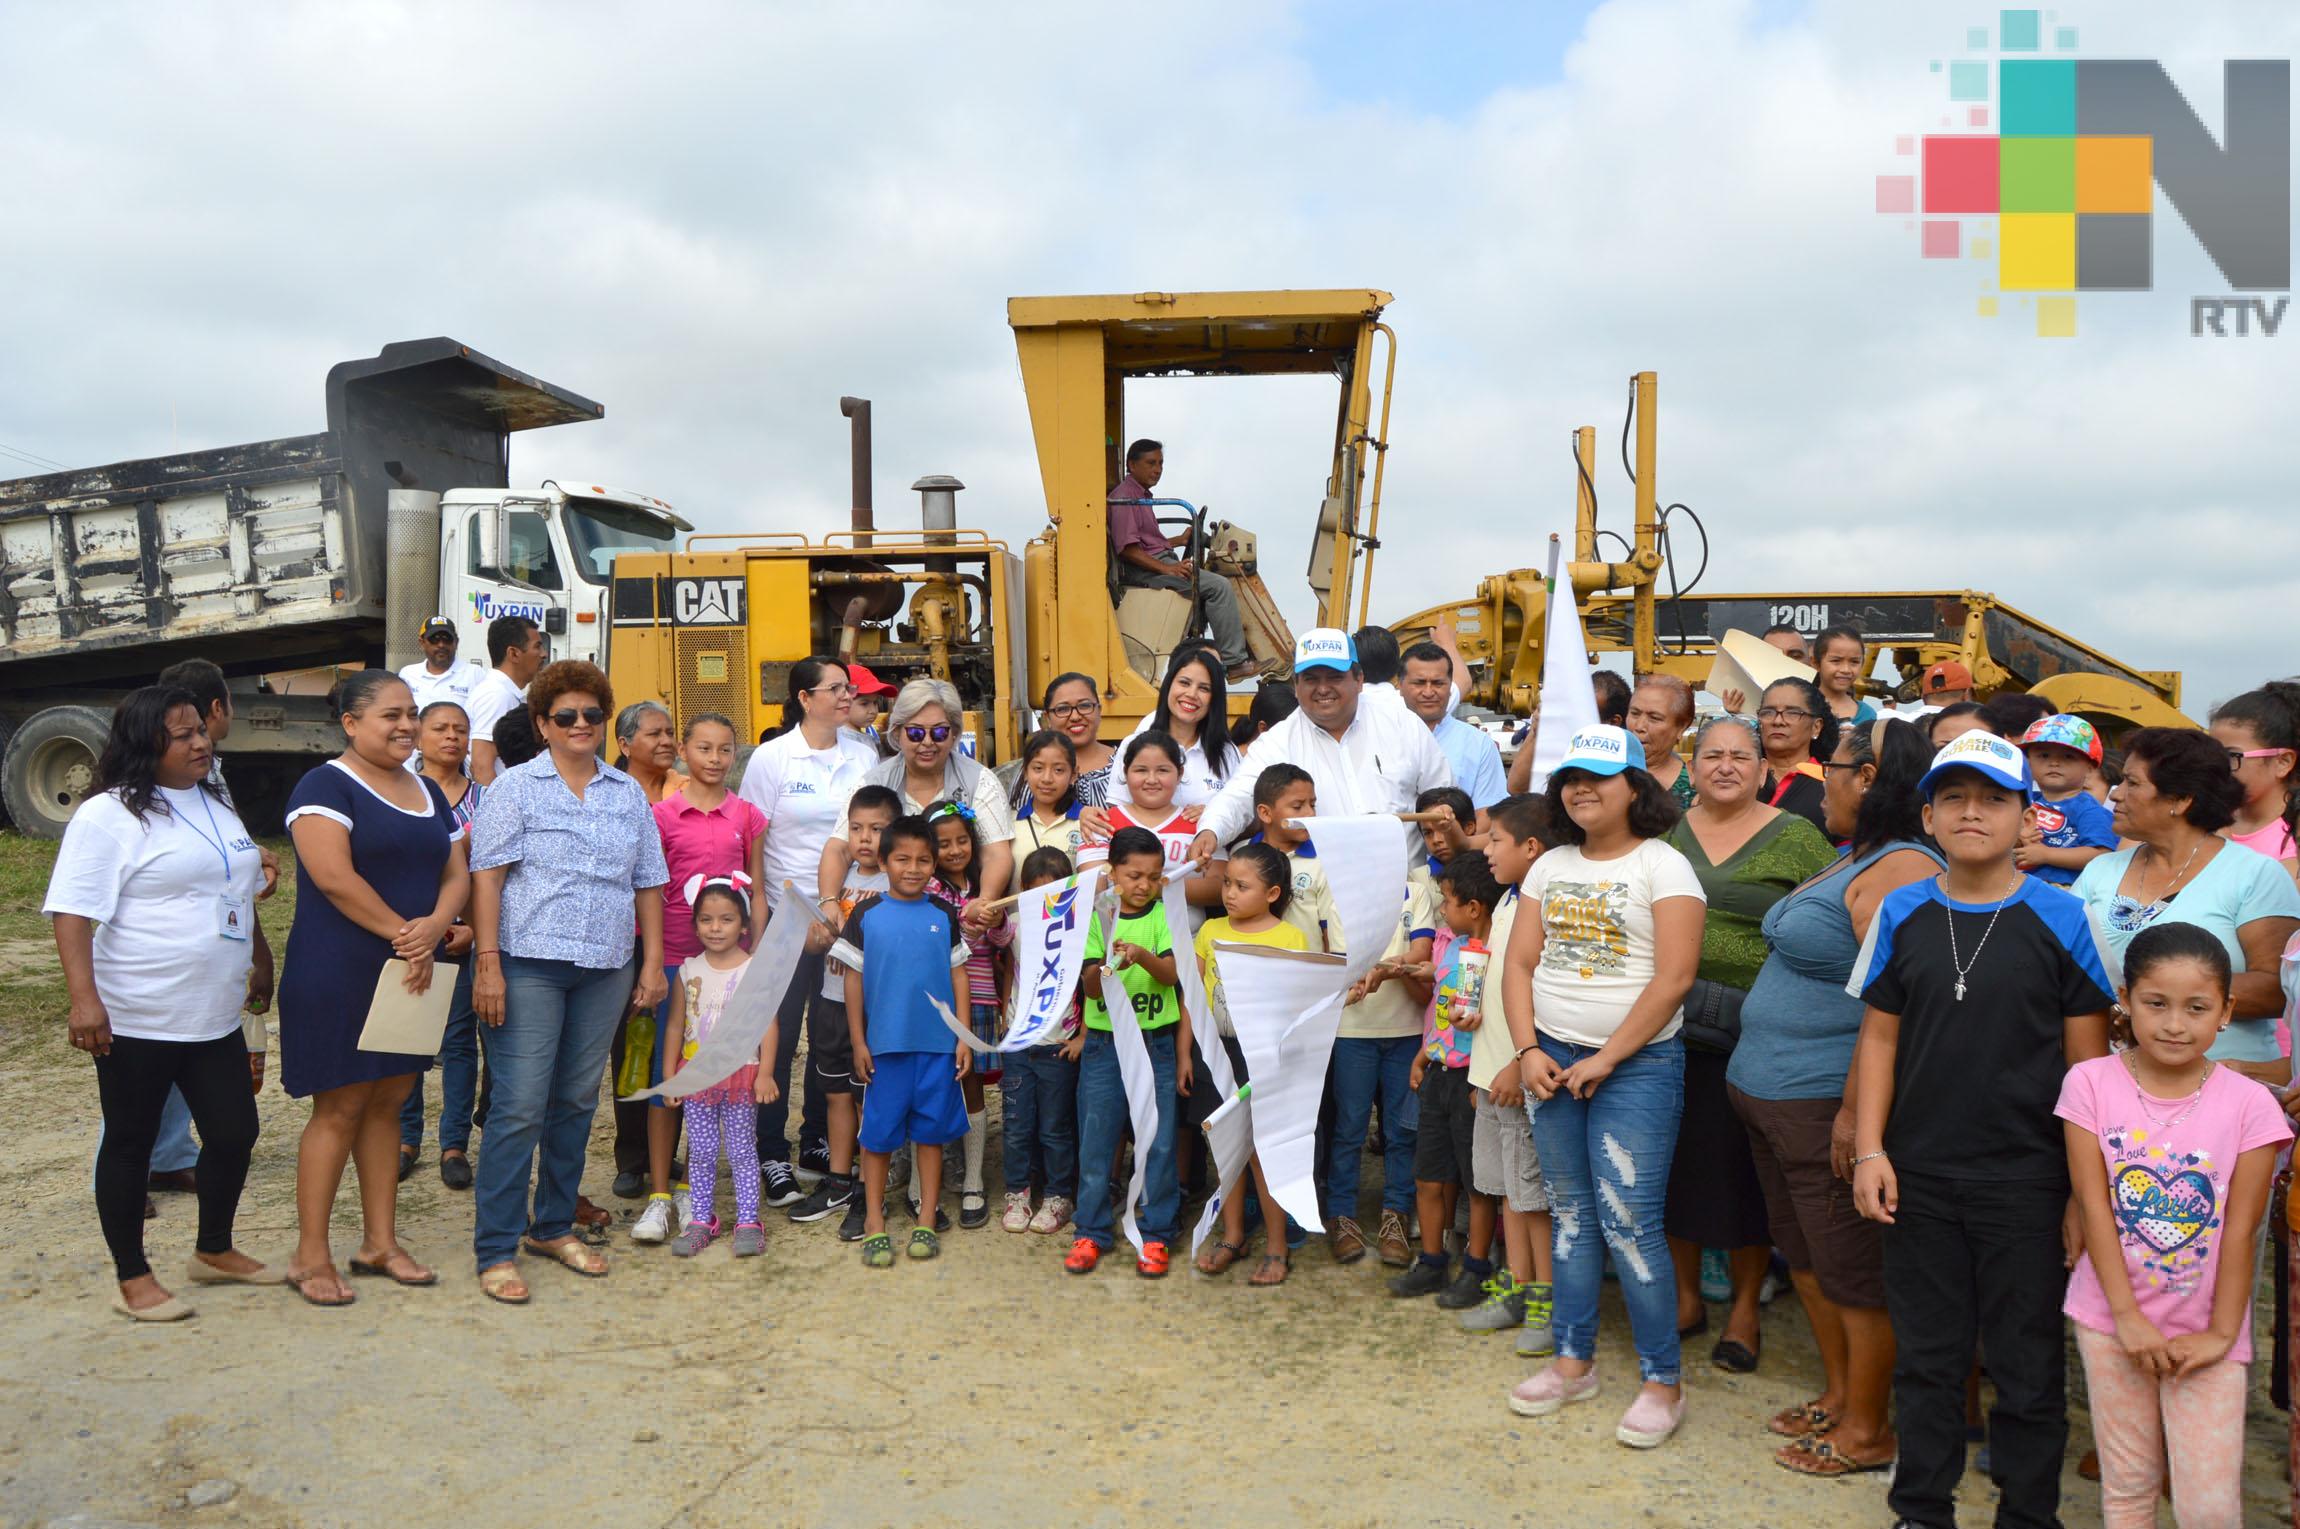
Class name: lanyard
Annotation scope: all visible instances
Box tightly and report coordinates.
[175,788,239,881]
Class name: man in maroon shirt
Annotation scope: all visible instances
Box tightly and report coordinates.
[1108,438,1251,678]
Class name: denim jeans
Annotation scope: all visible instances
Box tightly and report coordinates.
[399,961,479,1155]
[754,949,823,1165]
[1529,1034,1686,1385]
[474,955,634,1270]
[1325,1035,1420,1222]
[1001,1046,1080,1198]
[1074,1026,1178,1249]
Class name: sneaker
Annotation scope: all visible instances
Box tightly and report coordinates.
[788,1175,856,1225]
[836,1197,869,1243]
[1001,1191,1033,1233]
[1699,1247,1731,1303]
[730,1223,766,1258]
[760,1160,802,1209]
[1509,1363,1601,1418]
[1376,1209,1412,1267]
[1616,1389,1685,1449]
[1328,1215,1368,1264]
[1435,1264,1493,1310]
[796,1141,832,1185]
[631,1196,675,1245]
[611,1168,646,1200]
[1064,1237,1102,1274]
[1388,1257,1449,1298]
[1459,1274,1529,1332]
[1136,1240,1171,1278]
[670,1219,719,1258]
[1516,1283,1556,1356]
[1029,1195,1073,1235]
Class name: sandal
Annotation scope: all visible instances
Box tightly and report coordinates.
[1195,1240,1245,1276]
[348,1247,438,1287]
[860,1233,895,1269]
[1768,1400,1837,1439]
[477,1263,530,1304]
[908,1227,941,1261]
[1248,1252,1291,1288]
[283,1266,356,1307]
[1774,1435,1895,1478]
[521,1236,608,1277]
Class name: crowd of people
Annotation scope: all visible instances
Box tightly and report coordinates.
[40,598,2300,1526]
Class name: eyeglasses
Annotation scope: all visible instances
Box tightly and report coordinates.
[1756,707,1814,723]
[2228,747,2290,769]
[548,706,606,728]
[1819,758,1865,772]
[904,724,953,743]
[1044,699,1099,720]
[807,682,855,698]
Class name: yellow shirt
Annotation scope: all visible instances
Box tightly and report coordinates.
[1194,916,1310,1038]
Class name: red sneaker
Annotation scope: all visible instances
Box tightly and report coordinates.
[1136,1239,1171,1278]
[1063,1237,1102,1274]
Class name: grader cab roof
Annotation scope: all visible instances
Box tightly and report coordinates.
[1006,290,1392,377]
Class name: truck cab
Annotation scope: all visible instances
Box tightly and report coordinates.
[440,481,687,669]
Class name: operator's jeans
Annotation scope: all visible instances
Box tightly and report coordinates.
[1001,1046,1080,1200]
[1073,1027,1178,1249]
[1325,1035,1420,1222]
[474,955,633,1271]
[1528,1034,1685,1386]
[398,961,479,1155]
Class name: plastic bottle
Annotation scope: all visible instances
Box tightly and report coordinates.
[1455,938,1490,1026]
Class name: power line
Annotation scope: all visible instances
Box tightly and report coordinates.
[0,438,68,472]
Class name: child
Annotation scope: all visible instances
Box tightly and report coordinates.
[1849,731,2116,1527]
[1189,843,1308,1285]
[999,847,1085,1235]
[1078,732,1200,878]
[790,784,899,1238]
[1066,826,1193,1278]
[663,877,773,1259]
[2059,922,2289,1527]
[1013,729,1084,861]
[1238,763,1338,952]
[1416,785,1480,878]
[841,815,971,1267]
[1458,794,1557,1356]
[928,799,1010,1230]
[1388,850,1502,1302]
[2015,714,2117,886]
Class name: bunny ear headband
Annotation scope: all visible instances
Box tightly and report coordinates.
[682,871,754,915]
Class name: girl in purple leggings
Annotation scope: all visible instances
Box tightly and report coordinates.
[664,878,770,1258]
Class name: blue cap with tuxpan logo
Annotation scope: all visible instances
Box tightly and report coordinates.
[1293,628,1358,674]
[1552,724,1639,778]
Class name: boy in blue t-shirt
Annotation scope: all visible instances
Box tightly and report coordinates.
[2013,714,2117,886]
[839,814,969,1267]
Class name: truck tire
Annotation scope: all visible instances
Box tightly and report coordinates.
[1,705,115,839]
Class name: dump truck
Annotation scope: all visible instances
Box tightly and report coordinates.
[0,339,687,835]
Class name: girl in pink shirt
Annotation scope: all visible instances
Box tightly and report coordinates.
[2058,922,2290,1528]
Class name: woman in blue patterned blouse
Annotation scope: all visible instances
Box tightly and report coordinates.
[468,661,669,1304]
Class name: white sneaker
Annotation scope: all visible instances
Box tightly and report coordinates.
[1001,1191,1033,1233]
[631,1196,674,1244]
[674,1186,695,1234]
[1028,1195,1073,1235]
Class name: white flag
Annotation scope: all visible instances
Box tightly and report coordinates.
[939,868,1105,1054]
[1526,533,1600,793]
[1216,944,1350,1235]
[1292,815,1409,990]
[1102,965,1164,1258]
[623,887,819,1102]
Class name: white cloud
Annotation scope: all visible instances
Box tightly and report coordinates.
[1,0,2292,711]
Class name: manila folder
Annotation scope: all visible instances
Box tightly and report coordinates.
[356,959,458,1056]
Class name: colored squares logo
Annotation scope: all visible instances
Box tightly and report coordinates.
[2077,137,2151,213]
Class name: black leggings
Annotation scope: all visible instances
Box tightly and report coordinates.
[93,1032,259,1280]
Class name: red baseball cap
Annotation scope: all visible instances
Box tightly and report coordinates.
[847,661,896,697]
[1923,660,1973,694]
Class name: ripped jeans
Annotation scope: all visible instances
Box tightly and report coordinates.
[1528,1034,1685,1385]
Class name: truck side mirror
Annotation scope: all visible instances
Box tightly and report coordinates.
[476,506,503,576]
[543,608,567,636]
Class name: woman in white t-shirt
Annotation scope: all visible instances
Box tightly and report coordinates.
[44,685,281,1321]
[1498,724,1704,1448]
[1110,645,1239,813]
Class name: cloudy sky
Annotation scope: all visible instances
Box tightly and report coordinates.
[3,0,2293,711]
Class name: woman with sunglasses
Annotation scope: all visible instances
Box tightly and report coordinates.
[820,678,1017,914]
[468,661,669,1304]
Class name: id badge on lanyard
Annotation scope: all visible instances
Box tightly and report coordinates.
[183,790,251,942]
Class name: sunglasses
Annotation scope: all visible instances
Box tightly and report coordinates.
[549,706,607,728]
[904,724,953,743]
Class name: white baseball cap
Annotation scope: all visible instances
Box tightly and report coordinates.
[1918,730,2032,798]
[1293,628,1358,674]
[1552,724,1639,778]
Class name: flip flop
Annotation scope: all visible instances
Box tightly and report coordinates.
[1195,1240,1245,1276]
[1774,1436,1895,1478]
[521,1236,608,1277]
[283,1267,356,1307]
[1248,1252,1292,1288]
[1768,1401,1837,1439]
[478,1263,530,1305]
[348,1249,439,1287]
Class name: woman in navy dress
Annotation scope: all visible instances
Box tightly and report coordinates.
[279,670,471,1305]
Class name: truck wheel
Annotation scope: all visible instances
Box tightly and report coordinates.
[1,705,115,839]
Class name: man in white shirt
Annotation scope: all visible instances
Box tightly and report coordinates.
[1192,628,1454,861]
[399,616,484,711]
[466,615,546,785]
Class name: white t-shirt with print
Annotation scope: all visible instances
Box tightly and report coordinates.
[43,788,266,1043]
[1522,838,1706,1049]
[739,728,881,913]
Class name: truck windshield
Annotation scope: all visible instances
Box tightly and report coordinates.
[563,501,679,583]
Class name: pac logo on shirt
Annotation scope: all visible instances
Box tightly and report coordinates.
[2035,805,2068,835]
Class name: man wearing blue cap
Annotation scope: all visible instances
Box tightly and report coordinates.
[1191,628,1453,859]
[1844,730,2115,1529]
